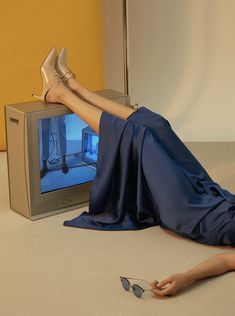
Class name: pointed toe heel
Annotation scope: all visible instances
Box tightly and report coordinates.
[32,47,62,102]
[56,47,76,86]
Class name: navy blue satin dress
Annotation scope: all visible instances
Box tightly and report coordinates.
[64,106,235,246]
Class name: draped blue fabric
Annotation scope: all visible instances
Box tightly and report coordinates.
[64,106,235,246]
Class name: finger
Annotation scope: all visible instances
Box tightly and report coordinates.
[160,284,176,296]
[151,280,159,288]
[158,276,173,288]
[151,288,165,297]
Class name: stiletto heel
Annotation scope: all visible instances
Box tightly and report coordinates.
[56,47,76,85]
[32,47,62,102]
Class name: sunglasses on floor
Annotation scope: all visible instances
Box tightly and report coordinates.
[120,276,153,298]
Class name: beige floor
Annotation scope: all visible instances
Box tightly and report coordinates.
[1,143,235,316]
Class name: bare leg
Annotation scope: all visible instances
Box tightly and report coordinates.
[67,78,136,119]
[46,82,102,134]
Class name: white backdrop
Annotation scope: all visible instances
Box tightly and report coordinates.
[126,0,235,141]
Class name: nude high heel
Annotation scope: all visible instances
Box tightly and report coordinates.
[56,48,76,85]
[32,47,63,102]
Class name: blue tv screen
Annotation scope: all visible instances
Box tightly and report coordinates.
[38,114,99,194]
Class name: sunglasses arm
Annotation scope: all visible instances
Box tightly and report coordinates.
[120,276,153,288]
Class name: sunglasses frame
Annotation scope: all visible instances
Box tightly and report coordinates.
[120,276,153,298]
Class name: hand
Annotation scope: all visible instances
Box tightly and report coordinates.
[151,273,190,297]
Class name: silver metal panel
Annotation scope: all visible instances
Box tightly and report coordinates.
[5,89,130,219]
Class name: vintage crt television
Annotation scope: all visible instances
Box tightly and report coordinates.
[5,89,130,220]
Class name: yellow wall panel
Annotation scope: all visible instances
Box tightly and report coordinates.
[0,0,104,150]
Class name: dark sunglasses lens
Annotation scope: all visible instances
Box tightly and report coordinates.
[121,278,130,291]
[132,285,144,298]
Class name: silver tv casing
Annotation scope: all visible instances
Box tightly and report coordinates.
[5,89,130,220]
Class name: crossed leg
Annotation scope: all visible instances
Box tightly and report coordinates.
[47,78,213,185]
[60,77,213,182]
[46,80,136,134]
[67,78,136,119]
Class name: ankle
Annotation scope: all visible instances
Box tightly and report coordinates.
[68,78,79,91]
[55,82,68,101]
[45,81,66,103]
[68,78,88,96]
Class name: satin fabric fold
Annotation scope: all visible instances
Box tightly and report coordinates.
[64,106,235,246]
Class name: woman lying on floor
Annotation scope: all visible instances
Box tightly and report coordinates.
[32,47,235,296]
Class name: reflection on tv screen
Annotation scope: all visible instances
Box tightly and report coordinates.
[38,114,99,193]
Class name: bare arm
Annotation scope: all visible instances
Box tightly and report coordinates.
[151,253,235,296]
